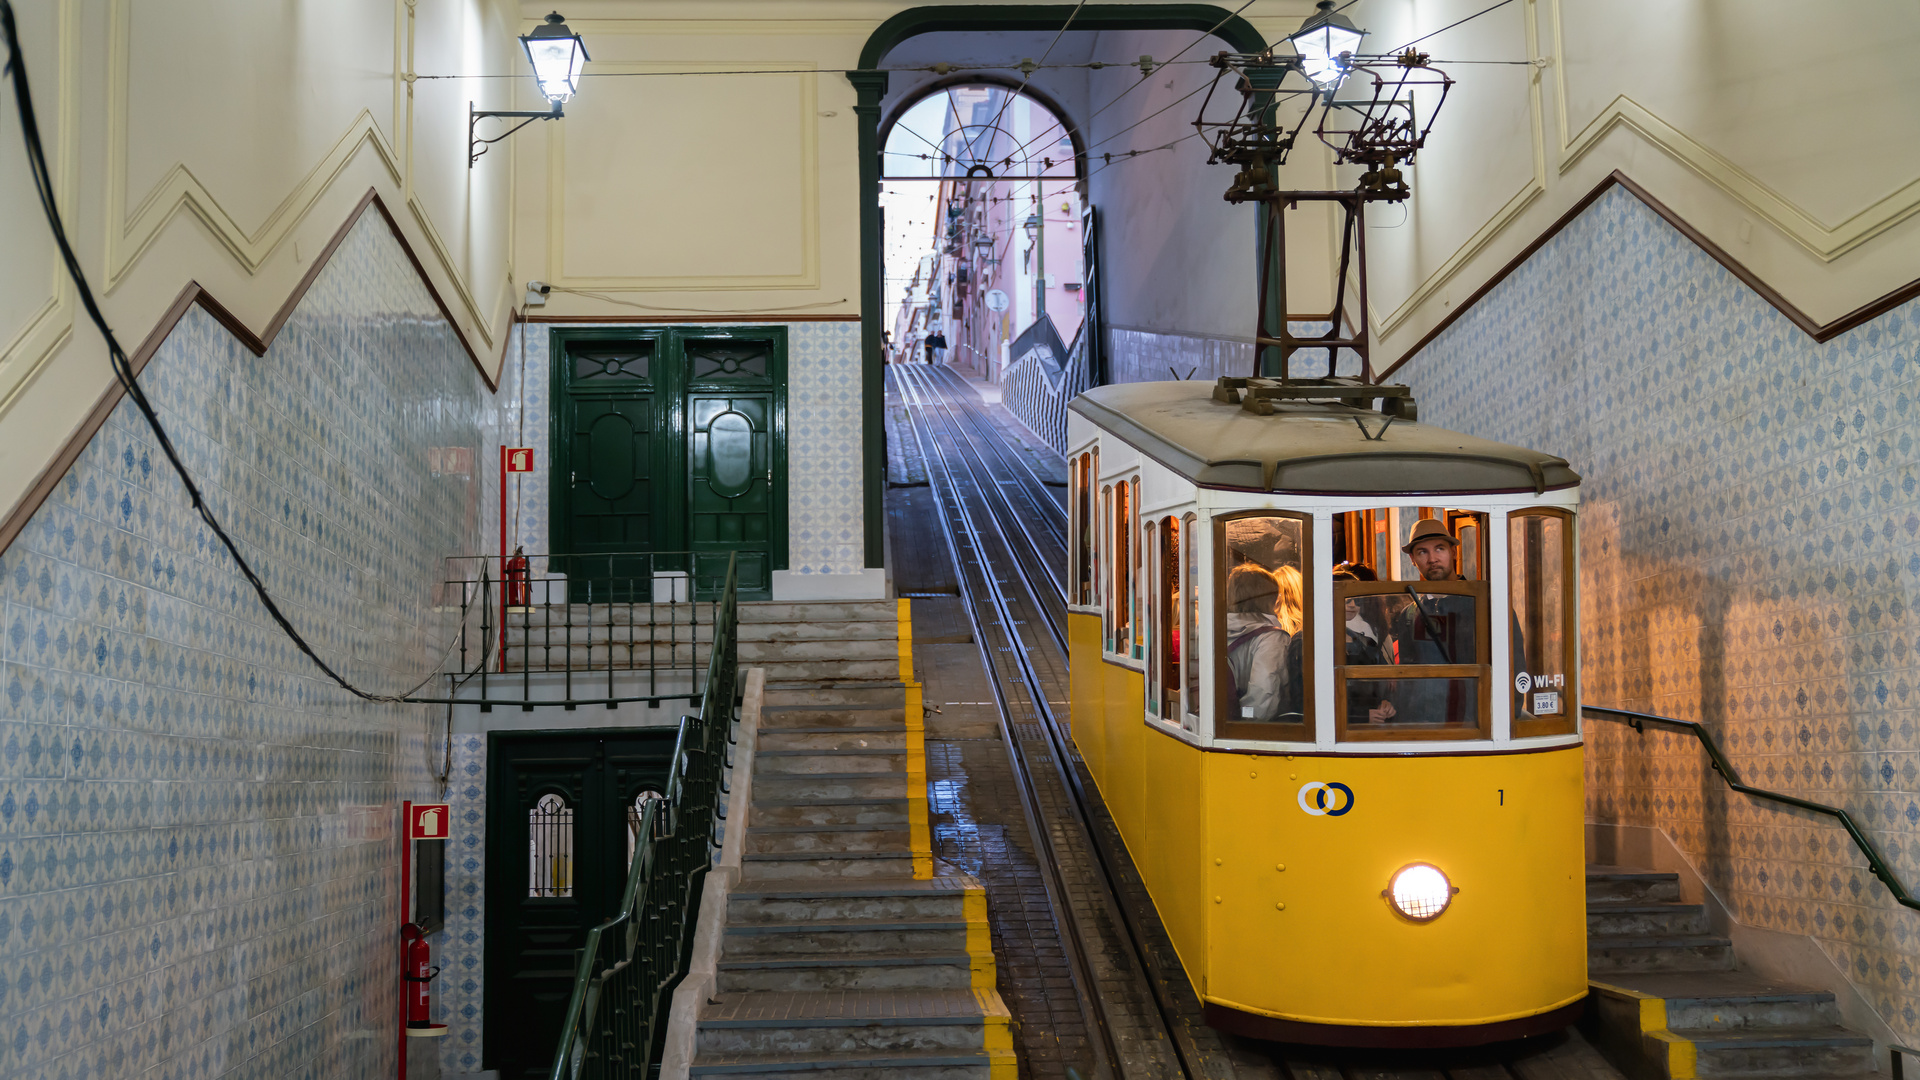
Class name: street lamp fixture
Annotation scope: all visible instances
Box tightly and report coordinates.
[1022,213,1041,244]
[470,11,589,167]
[1288,0,1366,88]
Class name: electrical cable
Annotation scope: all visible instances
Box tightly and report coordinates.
[955,1,1087,173]
[1384,0,1521,54]
[1,0,489,705]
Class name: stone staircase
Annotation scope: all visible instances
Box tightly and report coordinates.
[1585,865,1877,1079]
[688,602,1016,1080]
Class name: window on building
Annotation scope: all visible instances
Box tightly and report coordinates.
[1330,509,1491,741]
[1510,509,1576,737]
[1215,512,1310,740]
[528,793,574,898]
[625,787,668,866]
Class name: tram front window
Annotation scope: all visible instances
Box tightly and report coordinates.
[1331,508,1489,739]
[1216,513,1308,731]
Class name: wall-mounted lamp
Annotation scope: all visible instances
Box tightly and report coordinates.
[1288,0,1366,88]
[469,12,590,167]
[1022,213,1040,243]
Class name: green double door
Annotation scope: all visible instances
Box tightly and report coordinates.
[552,327,785,599]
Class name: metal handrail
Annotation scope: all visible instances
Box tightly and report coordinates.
[547,553,740,1079]
[1585,704,1920,911]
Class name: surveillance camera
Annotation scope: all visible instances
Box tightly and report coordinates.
[524,281,552,307]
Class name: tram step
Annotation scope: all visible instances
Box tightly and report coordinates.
[697,988,1005,1056]
[755,748,909,776]
[741,851,921,881]
[758,728,908,752]
[758,705,909,729]
[716,950,980,993]
[727,878,981,925]
[721,919,973,958]
[1586,866,1684,903]
[1586,902,1710,937]
[747,824,913,854]
[742,601,904,623]
[749,797,911,828]
[753,773,910,802]
[691,1049,1007,1080]
[1588,934,1734,974]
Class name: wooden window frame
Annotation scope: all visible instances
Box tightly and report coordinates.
[1181,511,1199,727]
[1100,484,1115,651]
[1145,519,1161,713]
[1130,478,1145,661]
[1147,516,1180,723]
[1508,506,1578,739]
[1071,452,1094,608]
[1334,578,1492,743]
[1213,509,1313,743]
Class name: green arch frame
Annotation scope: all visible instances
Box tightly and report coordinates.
[850,5,1269,567]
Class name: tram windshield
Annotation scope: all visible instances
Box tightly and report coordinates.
[1215,513,1308,735]
[1331,508,1490,739]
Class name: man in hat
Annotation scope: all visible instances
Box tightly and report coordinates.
[1386,518,1478,725]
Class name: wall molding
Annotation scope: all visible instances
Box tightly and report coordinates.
[0,0,81,421]
[0,188,502,557]
[546,62,822,292]
[1376,170,1920,383]
[1546,0,1920,263]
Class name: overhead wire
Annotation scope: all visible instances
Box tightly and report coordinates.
[955,0,1087,170]
[0,0,489,705]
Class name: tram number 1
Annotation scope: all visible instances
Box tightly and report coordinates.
[1497,789,1504,806]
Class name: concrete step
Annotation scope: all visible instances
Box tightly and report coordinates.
[759,707,907,730]
[757,659,904,682]
[716,951,979,993]
[1587,866,1684,904]
[1587,902,1710,937]
[741,601,902,623]
[721,919,972,958]
[757,729,907,752]
[691,1049,1005,1080]
[750,797,911,828]
[728,878,980,926]
[747,824,912,854]
[696,989,1007,1058]
[1588,934,1734,974]
[763,686,909,708]
[744,639,900,662]
[741,851,920,881]
[1686,1026,1874,1076]
[753,773,909,802]
[743,622,898,643]
[756,749,907,776]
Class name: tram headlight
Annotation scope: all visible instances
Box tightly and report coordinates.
[1385,863,1454,921]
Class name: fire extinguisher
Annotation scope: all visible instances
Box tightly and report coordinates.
[401,923,444,1033]
[505,545,530,608]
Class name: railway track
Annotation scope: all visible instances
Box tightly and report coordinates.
[888,364,1622,1080]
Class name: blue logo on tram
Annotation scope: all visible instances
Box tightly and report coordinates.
[1297,781,1355,817]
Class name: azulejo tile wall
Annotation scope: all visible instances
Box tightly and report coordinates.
[1397,185,1920,1041]
[504,320,866,580]
[0,211,494,1079]
[1108,321,1345,387]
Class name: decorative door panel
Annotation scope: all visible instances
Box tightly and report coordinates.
[689,394,773,598]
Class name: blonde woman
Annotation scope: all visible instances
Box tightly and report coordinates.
[1225,564,1301,722]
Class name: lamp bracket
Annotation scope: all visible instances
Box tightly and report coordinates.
[469,103,564,168]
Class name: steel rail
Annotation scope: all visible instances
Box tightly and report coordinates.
[897,367,1070,659]
[1586,704,1920,912]
[894,366,1125,1080]
[927,365,1070,528]
[896,365,1202,1080]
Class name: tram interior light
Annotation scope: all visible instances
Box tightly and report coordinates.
[1289,0,1367,87]
[1386,863,1454,921]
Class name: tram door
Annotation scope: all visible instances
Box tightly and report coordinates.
[552,327,786,600]
[484,730,677,1079]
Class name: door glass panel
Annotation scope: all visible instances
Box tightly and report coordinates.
[706,411,755,496]
[528,793,574,898]
[571,343,652,384]
[688,341,771,381]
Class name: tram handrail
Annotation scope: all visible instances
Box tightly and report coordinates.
[1584,704,1920,912]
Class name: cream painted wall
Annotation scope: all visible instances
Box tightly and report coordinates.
[1340,0,1920,368]
[0,0,521,533]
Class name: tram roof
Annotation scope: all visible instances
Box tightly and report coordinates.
[1069,381,1580,496]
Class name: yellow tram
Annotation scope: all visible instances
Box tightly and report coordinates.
[1066,377,1585,1047]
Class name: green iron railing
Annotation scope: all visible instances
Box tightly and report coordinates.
[1585,704,1920,911]
[549,554,740,1080]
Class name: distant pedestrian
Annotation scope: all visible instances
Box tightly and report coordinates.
[924,331,947,364]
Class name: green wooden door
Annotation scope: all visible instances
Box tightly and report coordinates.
[690,394,773,596]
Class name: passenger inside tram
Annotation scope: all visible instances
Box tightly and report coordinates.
[1222,516,1305,723]
[1387,518,1479,726]
[1332,565,1396,724]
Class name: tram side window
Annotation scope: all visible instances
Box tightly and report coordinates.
[1073,453,1094,607]
[1330,508,1490,740]
[1147,516,1179,721]
[1182,512,1199,722]
[1215,513,1308,734]
[1130,478,1145,660]
[1510,509,1576,736]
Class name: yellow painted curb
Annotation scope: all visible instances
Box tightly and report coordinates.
[1590,979,1697,1080]
[897,598,934,880]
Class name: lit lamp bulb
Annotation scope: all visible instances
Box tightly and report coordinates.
[1387,863,1454,921]
[1289,0,1366,88]
[522,12,590,104]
